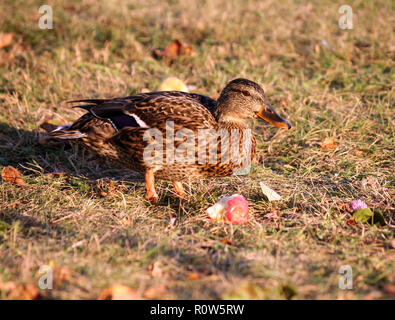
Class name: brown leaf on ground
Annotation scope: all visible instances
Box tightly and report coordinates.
[383,284,395,296]
[320,137,337,150]
[337,203,353,213]
[347,217,356,226]
[187,272,200,280]
[98,284,143,300]
[143,284,167,299]
[0,33,13,49]
[45,171,67,178]
[54,266,72,286]
[1,282,42,300]
[1,166,25,186]
[153,39,193,61]
[221,238,233,246]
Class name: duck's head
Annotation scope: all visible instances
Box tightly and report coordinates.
[215,78,291,129]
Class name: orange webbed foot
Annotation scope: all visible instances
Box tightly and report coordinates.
[172,181,188,200]
[145,171,159,203]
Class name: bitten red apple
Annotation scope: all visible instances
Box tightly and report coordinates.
[207,194,249,224]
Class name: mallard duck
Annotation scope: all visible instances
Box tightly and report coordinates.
[49,78,291,202]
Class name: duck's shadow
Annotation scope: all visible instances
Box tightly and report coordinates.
[0,121,145,191]
[0,122,189,212]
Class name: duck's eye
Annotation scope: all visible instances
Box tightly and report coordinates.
[230,88,251,97]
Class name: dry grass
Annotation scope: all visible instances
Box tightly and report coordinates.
[0,0,394,299]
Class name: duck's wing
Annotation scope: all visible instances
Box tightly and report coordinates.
[182,93,217,115]
[70,91,218,131]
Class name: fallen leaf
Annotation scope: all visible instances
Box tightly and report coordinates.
[221,238,233,246]
[352,208,371,223]
[158,77,188,92]
[45,171,66,178]
[143,284,167,299]
[346,217,356,226]
[0,282,42,300]
[98,284,142,300]
[153,39,193,61]
[320,137,337,150]
[259,182,282,201]
[187,273,200,280]
[56,267,71,285]
[390,239,395,249]
[1,166,25,186]
[46,261,71,287]
[0,33,13,49]
[383,284,395,296]
[337,203,353,213]
[353,208,385,226]
[54,267,71,286]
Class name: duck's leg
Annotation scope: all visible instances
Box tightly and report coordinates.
[145,171,159,203]
[172,181,187,199]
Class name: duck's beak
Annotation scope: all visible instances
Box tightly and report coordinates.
[256,103,291,129]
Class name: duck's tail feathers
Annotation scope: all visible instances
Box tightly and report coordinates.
[48,124,87,140]
[68,99,109,113]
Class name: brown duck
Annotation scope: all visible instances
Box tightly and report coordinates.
[49,78,291,202]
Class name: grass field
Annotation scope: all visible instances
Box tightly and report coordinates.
[0,0,394,299]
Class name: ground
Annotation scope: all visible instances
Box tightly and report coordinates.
[0,0,394,299]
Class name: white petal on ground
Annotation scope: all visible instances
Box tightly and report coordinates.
[259,182,283,201]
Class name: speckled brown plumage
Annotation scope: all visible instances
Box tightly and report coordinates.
[49,78,291,202]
